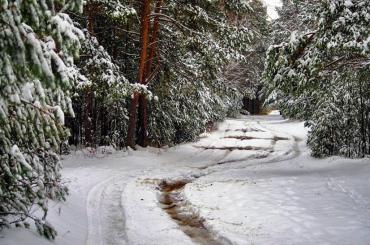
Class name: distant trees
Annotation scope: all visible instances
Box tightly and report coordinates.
[265,0,370,157]
[147,1,257,145]
[223,0,270,114]
[0,0,84,238]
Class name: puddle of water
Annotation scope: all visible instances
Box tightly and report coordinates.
[272,136,289,141]
[225,128,265,133]
[223,136,289,141]
[158,180,226,245]
[223,136,257,140]
[194,145,273,151]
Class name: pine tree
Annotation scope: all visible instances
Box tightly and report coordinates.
[73,31,131,147]
[224,0,270,114]
[271,0,316,43]
[265,0,370,157]
[67,1,150,148]
[67,0,269,147]
[146,0,259,145]
[0,0,84,238]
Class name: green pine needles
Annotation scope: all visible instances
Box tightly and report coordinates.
[265,0,370,158]
[0,0,84,237]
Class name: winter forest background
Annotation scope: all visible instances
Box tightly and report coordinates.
[0,0,369,241]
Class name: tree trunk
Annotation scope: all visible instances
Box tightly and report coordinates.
[126,0,152,148]
[145,0,162,76]
[137,95,149,146]
[84,3,95,146]
[138,0,163,147]
[84,90,93,146]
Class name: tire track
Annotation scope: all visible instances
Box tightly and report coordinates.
[85,174,136,245]
[86,176,116,245]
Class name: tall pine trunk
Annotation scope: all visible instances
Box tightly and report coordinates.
[138,0,163,147]
[126,0,152,148]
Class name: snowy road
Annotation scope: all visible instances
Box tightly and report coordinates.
[2,115,370,245]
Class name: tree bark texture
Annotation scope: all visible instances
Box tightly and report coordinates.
[126,0,152,148]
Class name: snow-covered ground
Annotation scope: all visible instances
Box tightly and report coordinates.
[1,114,370,245]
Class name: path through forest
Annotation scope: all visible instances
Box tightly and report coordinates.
[2,114,370,245]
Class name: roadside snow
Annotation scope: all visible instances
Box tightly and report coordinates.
[1,115,369,245]
[185,151,370,244]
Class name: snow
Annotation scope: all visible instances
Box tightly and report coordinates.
[21,82,34,102]
[10,145,33,171]
[53,106,65,125]
[268,109,280,115]
[184,153,370,244]
[262,0,282,20]
[344,0,353,8]
[1,115,370,245]
[364,36,370,52]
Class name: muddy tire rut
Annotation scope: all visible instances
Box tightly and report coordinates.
[157,179,230,245]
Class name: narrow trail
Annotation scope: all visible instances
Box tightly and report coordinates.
[85,117,304,245]
[152,118,303,245]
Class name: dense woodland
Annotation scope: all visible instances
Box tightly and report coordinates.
[0,0,369,239]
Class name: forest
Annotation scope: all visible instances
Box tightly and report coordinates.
[0,0,369,244]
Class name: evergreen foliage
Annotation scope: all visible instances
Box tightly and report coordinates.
[68,0,269,147]
[0,0,84,237]
[265,0,370,157]
[224,0,270,104]
[71,30,154,147]
[148,0,267,145]
[72,31,131,147]
[271,0,316,43]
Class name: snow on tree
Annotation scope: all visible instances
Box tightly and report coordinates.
[71,30,152,147]
[223,0,270,114]
[61,1,267,147]
[91,0,136,21]
[271,0,317,44]
[307,71,369,157]
[147,0,259,145]
[0,0,84,238]
[265,0,370,157]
